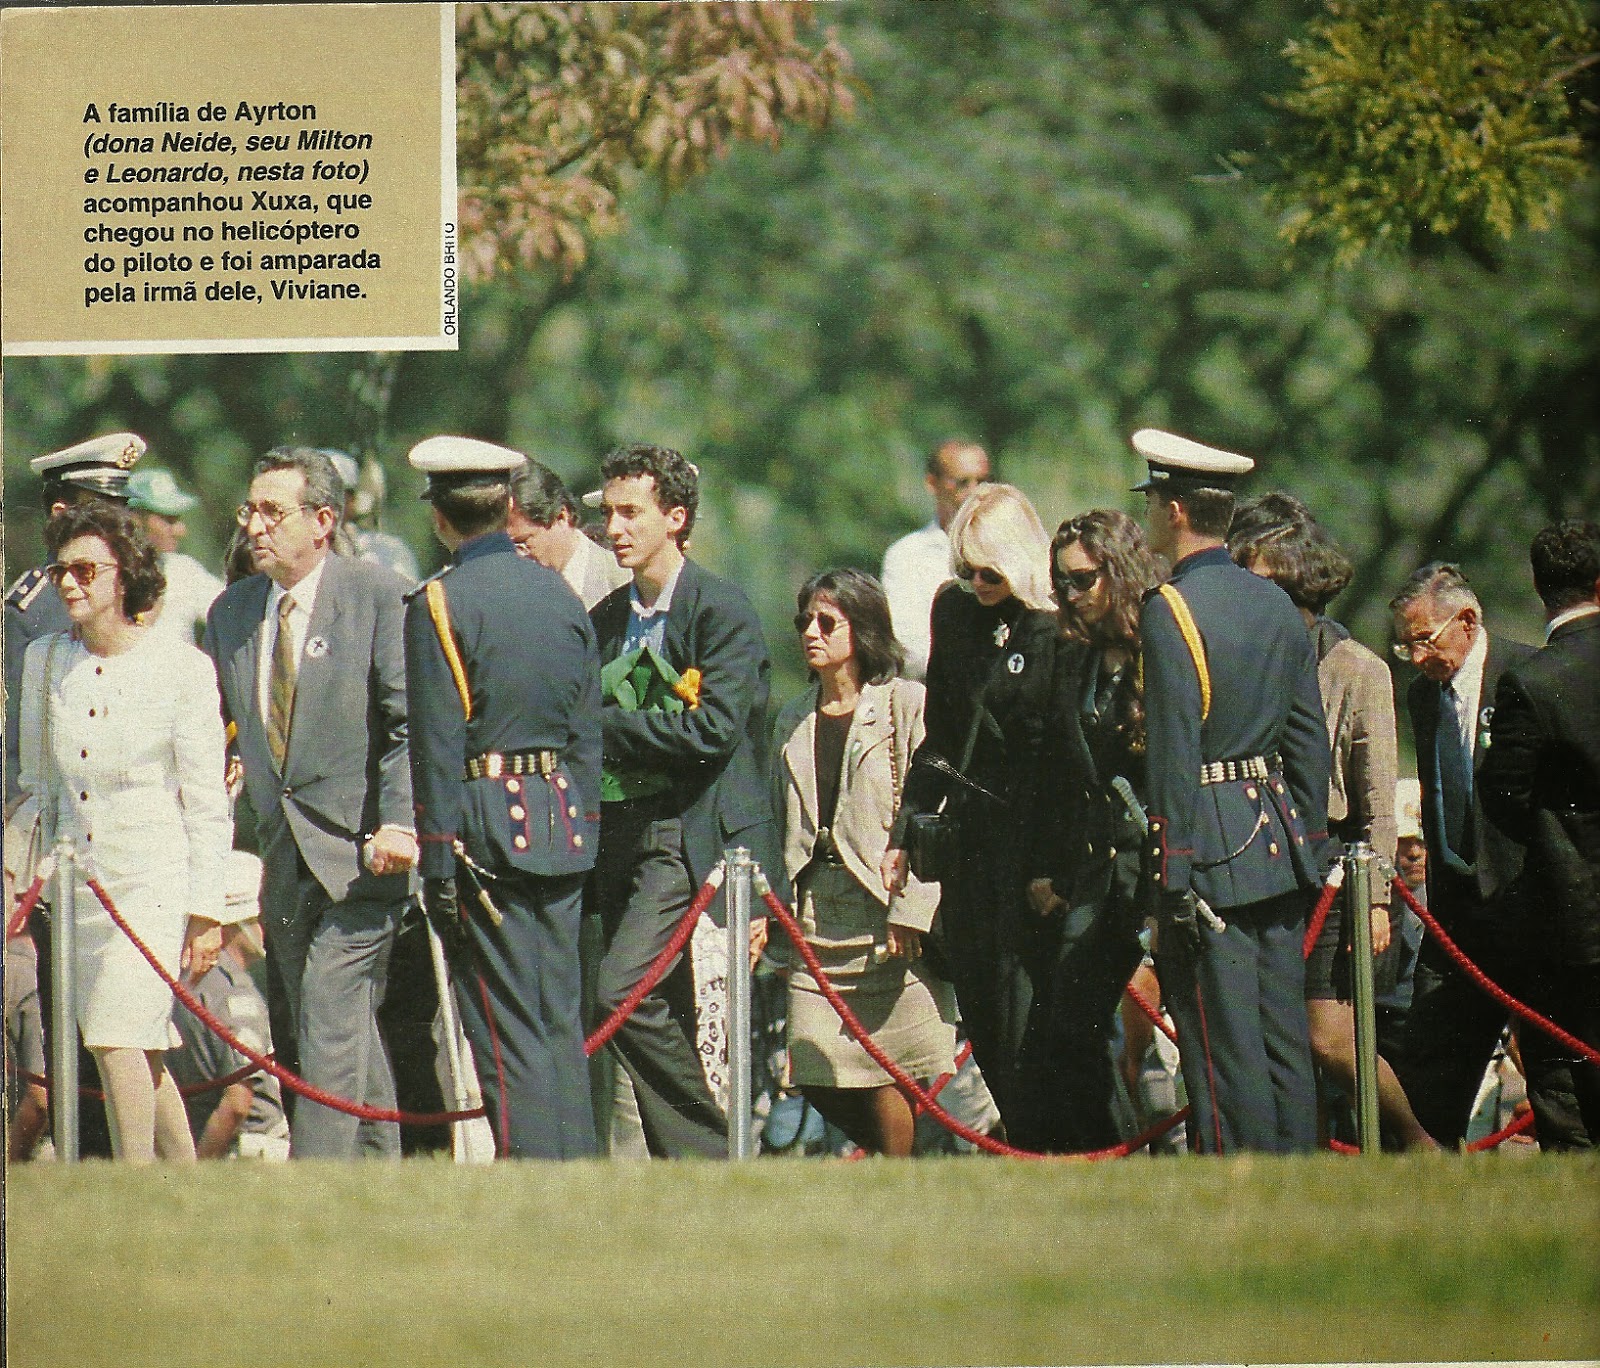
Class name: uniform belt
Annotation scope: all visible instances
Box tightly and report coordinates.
[465,749,560,780]
[1198,753,1279,786]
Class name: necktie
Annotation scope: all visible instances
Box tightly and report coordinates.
[267,593,297,772]
[1437,682,1474,867]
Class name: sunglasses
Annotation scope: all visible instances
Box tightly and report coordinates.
[1052,566,1103,596]
[957,565,1007,588]
[794,609,845,637]
[44,559,118,588]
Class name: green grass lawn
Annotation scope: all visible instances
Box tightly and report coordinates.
[6,1153,1597,1367]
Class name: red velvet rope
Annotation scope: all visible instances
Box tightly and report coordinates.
[1392,877,1600,1069]
[1122,981,1180,1044]
[1467,1107,1536,1151]
[17,1058,260,1102]
[763,885,1187,1161]
[1301,867,1346,961]
[86,876,484,1126]
[911,1039,973,1115]
[582,865,726,1058]
[6,866,53,939]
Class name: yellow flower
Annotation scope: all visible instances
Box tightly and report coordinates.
[672,667,702,710]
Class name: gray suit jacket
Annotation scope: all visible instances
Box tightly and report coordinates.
[204,554,413,908]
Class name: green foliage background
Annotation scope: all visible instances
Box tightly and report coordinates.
[6,0,1597,711]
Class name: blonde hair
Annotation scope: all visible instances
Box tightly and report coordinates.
[947,483,1054,612]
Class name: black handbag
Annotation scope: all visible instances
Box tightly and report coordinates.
[903,673,999,885]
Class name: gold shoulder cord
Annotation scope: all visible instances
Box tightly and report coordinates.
[424,579,473,720]
[1155,583,1211,723]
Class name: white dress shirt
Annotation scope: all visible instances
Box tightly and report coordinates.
[881,520,950,680]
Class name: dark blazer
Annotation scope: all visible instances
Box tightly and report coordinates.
[590,557,779,887]
[1141,546,1332,911]
[1405,631,1534,911]
[204,553,413,906]
[404,532,602,883]
[1481,612,1600,966]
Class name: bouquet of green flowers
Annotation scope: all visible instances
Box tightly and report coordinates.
[599,644,702,802]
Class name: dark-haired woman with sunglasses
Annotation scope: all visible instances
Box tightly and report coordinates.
[883,484,1059,1144]
[17,502,237,1162]
[770,569,956,1154]
[1022,509,1162,1152]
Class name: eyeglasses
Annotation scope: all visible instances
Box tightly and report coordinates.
[44,559,118,588]
[956,565,1006,588]
[235,501,311,530]
[1052,566,1103,597]
[794,609,845,637]
[1391,610,1465,662]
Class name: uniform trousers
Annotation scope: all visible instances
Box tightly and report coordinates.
[268,866,402,1159]
[449,868,596,1159]
[1157,888,1318,1154]
[591,804,727,1158]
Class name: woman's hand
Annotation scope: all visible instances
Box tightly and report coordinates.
[880,847,909,896]
[749,916,769,969]
[182,916,223,981]
[884,922,922,960]
[1027,877,1065,918]
[1369,903,1392,955]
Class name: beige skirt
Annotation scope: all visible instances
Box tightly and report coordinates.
[784,864,957,1089]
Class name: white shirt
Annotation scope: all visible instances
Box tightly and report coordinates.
[1546,602,1600,642]
[150,551,225,644]
[1445,628,1490,761]
[881,520,950,680]
[622,558,684,657]
[256,556,328,723]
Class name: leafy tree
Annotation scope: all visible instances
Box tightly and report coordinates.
[455,1,854,280]
[1268,0,1598,263]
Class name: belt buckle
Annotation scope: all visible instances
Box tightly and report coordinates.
[538,751,557,777]
[484,753,504,779]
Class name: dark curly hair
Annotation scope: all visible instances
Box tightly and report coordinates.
[1227,494,1352,614]
[796,567,906,685]
[1051,509,1160,649]
[45,500,166,620]
[599,443,699,544]
[1530,519,1600,615]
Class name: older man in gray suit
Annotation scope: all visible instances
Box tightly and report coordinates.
[204,447,416,1158]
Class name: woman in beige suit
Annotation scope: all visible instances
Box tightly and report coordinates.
[771,569,957,1155]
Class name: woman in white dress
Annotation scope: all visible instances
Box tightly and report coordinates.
[771,569,955,1156]
[20,502,234,1161]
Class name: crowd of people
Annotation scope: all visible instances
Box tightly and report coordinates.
[3,425,1595,1162]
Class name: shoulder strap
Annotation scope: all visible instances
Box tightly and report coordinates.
[424,579,473,720]
[1156,583,1211,723]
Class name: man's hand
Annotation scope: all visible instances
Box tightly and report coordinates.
[365,826,419,876]
[749,916,769,970]
[1369,902,1392,955]
[224,754,245,801]
[182,917,223,981]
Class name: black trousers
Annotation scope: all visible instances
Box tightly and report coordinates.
[448,868,596,1160]
[1157,889,1319,1155]
[591,807,727,1158]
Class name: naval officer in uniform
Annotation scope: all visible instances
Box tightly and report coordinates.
[404,436,602,1159]
[1136,429,1333,1154]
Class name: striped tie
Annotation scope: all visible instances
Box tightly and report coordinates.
[266,593,297,772]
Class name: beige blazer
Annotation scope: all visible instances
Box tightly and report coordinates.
[771,676,940,932]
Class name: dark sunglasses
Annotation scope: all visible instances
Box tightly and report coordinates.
[44,559,118,588]
[794,609,845,637]
[1052,566,1103,596]
[957,565,1006,588]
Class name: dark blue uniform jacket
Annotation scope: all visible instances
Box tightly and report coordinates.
[404,532,602,883]
[1141,545,1333,910]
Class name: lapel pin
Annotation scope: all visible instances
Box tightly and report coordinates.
[305,636,329,659]
[1007,652,1025,674]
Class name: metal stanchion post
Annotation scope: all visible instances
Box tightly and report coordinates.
[1347,842,1380,1153]
[724,847,754,1161]
[50,840,80,1163]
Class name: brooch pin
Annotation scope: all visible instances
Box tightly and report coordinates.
[1478,704,1495,749]
[1007,652,1025,674]
[993,622,1011,649]
[305,636,330,659]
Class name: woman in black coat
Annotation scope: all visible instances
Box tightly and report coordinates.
[1023,509,1162,1152]
[883,483,1058,1144]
